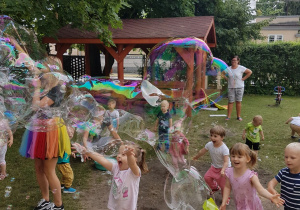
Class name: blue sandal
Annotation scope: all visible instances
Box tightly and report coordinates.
[225,117,230,120]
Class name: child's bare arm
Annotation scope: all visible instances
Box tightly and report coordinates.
[192,148,208,160]
[252,175,284,207]
[242,129,246,140]
[72,143,113,171]
[260,130,264,140]
[221,155,229,176]
[7,129,13,147]
[116,118,119,130]
[285,117,293,124]
[268,178,279,195]
[169,118,172,128]
[125,146,140,176]
[220,177,231,209]
[82,130,89,148]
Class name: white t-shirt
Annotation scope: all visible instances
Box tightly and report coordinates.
[227,65,247,88]
[104,110,119,129]
[205,142,231,168]
[291,117,300,126]
[108,163,141,210]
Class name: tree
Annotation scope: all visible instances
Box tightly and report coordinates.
[118,0,196,19]
[256,0,285,16]
[195,0,270,62]
[256,0,300,16]
[0,0,127,45]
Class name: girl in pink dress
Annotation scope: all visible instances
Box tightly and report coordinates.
[220,143,284,210]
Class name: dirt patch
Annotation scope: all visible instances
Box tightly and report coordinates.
[79,159,283,210]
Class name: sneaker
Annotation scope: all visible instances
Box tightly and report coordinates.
[61,185,64,190]
[52,204,64,210]
[291,135,297,139]
[237,117,243,121]
[63,187,76,194]
[226,197,231,205]
[34,199,53,210]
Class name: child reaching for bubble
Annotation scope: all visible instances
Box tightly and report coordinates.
[220,143,284,210]
[0,118,13,180]
[169,124,189,170]
[193,125,231,204]
[72,141,148,210]
[154,100,172,153]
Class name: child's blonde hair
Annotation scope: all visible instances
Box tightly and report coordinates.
[108,99,116,104]
[161,100,169,107]
[286,142,300,152]
[124,142,149,174]
[253,115,263,123]
[210,125,226,137]
[230,143,257,170]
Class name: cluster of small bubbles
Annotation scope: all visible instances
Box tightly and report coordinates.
[26,195,30,200]
[6,204,12,210]
[73,192,80,200]
[51,189,57,194]
[4,186,12,198]
[10,177,15,182]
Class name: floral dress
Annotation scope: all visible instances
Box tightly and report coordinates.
[225,167,263,210]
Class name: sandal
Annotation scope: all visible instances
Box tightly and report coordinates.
[237,117,243,121]
[225,117,230,120]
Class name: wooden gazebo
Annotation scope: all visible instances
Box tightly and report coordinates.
[42,16,217,82]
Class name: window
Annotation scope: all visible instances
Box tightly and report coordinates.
[268,35,283,43]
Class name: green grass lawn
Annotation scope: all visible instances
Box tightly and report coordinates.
[1,95,299,209]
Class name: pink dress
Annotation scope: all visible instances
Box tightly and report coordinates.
[225,168,263,210]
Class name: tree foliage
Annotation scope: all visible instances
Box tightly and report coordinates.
[256,0,300,16]
[119,0,196,19]
[0,0,127,45]
[195,0,270,62]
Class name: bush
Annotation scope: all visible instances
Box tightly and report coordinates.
[239,42,300,96]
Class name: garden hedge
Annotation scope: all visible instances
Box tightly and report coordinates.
[238,42,300,96]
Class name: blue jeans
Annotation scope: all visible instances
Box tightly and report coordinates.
[156,131,169,152]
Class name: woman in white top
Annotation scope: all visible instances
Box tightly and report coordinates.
[223,56,252,121]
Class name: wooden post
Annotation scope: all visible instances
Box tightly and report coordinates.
[55,43,71,68]
[175,47,195,117]
[84,44,91,75]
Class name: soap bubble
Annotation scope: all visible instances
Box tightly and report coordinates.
[164,166,210,210]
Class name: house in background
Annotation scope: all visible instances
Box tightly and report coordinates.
[255,15,300,43]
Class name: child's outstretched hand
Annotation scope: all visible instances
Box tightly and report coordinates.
[242,134,246,140]
[8,139,13,147]
[123,145,135,157]
[270,193,285,207]
[72,143,87,155]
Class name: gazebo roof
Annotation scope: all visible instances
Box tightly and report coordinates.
[42,16,217,47]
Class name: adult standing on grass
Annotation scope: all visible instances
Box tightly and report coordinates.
[19,71,70,209]
[223,56,252,121]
